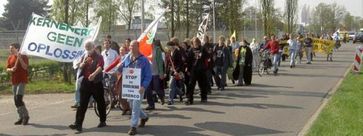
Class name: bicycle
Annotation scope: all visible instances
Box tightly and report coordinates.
[94,73,121,117]
[258,51,272,76]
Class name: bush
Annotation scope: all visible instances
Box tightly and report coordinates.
[0,61,64,87]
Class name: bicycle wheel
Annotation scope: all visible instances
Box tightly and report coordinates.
[94,87,114,117]
[258,61,265,76]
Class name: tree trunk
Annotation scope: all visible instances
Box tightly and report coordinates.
[63,0,71,84]
[171,0,175,37]
[186,0,190,38]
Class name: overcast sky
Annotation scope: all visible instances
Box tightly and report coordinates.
[0,0,362,20]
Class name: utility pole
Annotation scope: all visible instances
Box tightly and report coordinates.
[141,0,145,32]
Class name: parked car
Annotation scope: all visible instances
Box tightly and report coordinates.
[353,32,363,43]
[348,31,356,40]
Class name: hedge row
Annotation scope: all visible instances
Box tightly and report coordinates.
[0,62,63,86]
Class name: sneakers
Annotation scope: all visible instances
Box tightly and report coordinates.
[14,118,22,125]
[139,117,149,127]
[69,124,82,133]
[167,101,174,105]
[128,127,137,135]
[97,122,107,128]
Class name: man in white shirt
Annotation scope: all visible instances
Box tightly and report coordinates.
[101,40,119,73]
[287,34,297,68]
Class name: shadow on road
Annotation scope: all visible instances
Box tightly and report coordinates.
[223,88,326,98]
[83,125,207,136]
[1,131,67,136]
[149,112,192,119]
[29,123,69,130]
[194,121,284,136]
[204,101,302,109]
[166,106,225,114]
[142,125,207,136]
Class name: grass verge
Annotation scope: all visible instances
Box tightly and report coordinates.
[306,72,363,135]
[0,80,75,95]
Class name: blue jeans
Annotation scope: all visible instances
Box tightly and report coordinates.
[289,49,296,66]
[129,94,147,128]
[272,54,279,72]
[306,47,312,63]
[213,66,226,89]
[146,75,165,107]
[168,77,183,103]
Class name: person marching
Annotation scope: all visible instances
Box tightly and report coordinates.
[167,38,185,105]
[104,45,131,115]
[213,36,233,90]
[304,34,313,64]
[69,41,107,133]
[6,43,30,125]
[145,39,166,110]
[117,40,152,135]
[262,35,280,74]
[185,37,209,105]
[287,34,298,68]
[235,40,253,86]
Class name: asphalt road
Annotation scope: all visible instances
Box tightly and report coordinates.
[0,43,357,136]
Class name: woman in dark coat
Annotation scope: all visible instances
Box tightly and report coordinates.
[242,40,253,85]
[235,40,253,86]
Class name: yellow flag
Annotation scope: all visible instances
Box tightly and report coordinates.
[230,30,236,39]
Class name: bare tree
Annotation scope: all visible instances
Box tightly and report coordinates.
[285,0,298,34]
[119,0,139,30]
[260,0,274,35]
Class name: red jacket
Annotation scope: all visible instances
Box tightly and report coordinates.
[264,40,279,55]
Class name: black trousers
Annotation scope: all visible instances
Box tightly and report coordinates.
[187,70,208,103]
[14,95,25,108]
[75,79,106,126]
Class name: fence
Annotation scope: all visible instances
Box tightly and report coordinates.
[0,30,265,49]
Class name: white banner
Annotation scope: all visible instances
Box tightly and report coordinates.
[20,13,101,62]
[122,68,141,100]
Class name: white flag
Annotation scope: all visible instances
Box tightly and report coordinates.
[197,14,210,43]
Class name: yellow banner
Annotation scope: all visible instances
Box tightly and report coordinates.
[312,38,335,54]
[279,38,335,54]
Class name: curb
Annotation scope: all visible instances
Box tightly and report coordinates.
[297,63,353,136]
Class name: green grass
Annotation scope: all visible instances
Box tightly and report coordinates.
[0,80,75,95]
[307,72,363,136]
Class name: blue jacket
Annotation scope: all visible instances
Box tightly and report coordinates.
[117,53,152,89]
